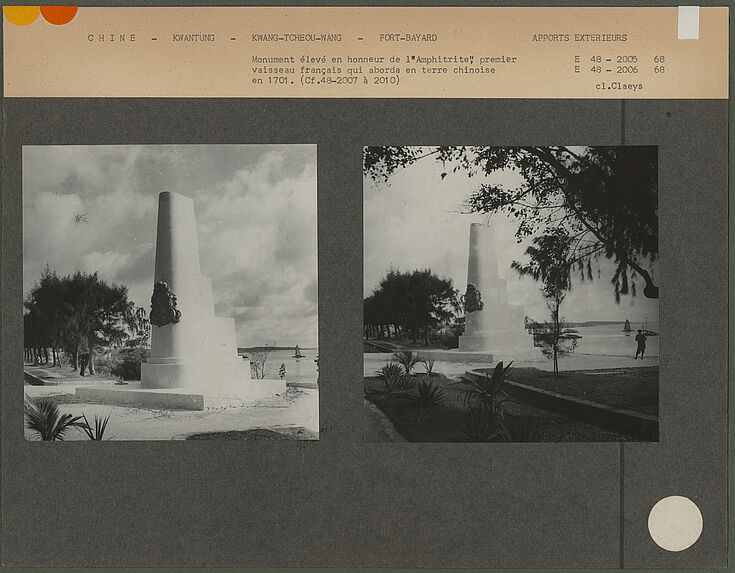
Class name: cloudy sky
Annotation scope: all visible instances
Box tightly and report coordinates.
[23,145,317,347]
[364,150,659,324]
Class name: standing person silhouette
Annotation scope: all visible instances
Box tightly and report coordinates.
[634,329,647,359]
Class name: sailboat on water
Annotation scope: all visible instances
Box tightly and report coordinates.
[293,345,305,358]
[640,317,659,337]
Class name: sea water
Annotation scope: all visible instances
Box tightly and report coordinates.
[570,323,659,358]
[240,348,319,384]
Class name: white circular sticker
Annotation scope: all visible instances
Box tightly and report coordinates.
[648,496,703,552]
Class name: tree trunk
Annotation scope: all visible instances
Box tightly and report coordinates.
[71,343,78,370]
[412,328,417,343]
[87,335,96,375]
[424,325,429,346]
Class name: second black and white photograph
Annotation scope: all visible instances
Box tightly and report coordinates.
[363,145,659,442]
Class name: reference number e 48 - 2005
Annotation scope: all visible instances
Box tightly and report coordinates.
[574,54,667,75]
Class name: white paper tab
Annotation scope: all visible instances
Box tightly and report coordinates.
[678,6,700,40]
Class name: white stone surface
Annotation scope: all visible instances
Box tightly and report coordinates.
[140,191,280,401]
[33,388,319,440]
[76,379,286,411]
[417,349,494,363]
[458,222,535,358]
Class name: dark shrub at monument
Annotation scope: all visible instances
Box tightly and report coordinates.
[111,348,148,380]
[434,323,463,349]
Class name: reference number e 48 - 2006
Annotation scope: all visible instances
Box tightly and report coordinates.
[574,54,667,75]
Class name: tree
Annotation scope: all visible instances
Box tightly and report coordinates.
[249,343,275,379]
[364,146,658,302]
[512,229,576,379]
[364,268,459,345]
[65,272,135,375]
[24,270,135,374]
[532,286,578,380]
[25,266,77,367]
[126,306,151,348]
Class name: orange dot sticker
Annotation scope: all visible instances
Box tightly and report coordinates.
[40,5,78,25]
[3,6,41,26]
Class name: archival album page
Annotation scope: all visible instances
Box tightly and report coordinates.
[2,5,730,569]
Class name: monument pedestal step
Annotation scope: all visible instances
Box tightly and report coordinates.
[418,347,541,363]
[75,380,286,411]
[417,349,494,363]
[458,331,536,358]
[141,359,253,390]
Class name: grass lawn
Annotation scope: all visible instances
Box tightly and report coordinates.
[364,372,640,442]
[503,366,658,415]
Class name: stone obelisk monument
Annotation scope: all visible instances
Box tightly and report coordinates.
[139,191,283,402]
[458,222,532,357]
[78,191,284,410]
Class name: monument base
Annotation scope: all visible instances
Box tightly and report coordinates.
[458,330,538,361]
[141,358,253,390]
[75,379,286,411]
[417,349,494,363]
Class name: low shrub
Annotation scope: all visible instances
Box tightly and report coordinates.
[110,347,148,380]
[91,353,119,376]
[368,363,410,399]
[80,413,111,440]
[392,350,424,375]
[434,324,463,349]
[423,359,436,375]
[412,379,446,410]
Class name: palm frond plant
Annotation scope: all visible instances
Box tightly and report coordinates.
[376,362,403,382]
[367,362,407,400]
[80,413,111,441]
[422,359,436,375]
[384,362,413,389]
[392,350,424,376]
[460,361,514,409]
[414,379,446,408]
[406,379,447,424]
[461,404,505,442]
[24,396,85,441]
[458,361,515,441]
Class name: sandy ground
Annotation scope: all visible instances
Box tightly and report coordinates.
[364,350,659,379]
[24,384,319,441]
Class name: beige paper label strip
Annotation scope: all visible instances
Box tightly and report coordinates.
[3,7,728,98]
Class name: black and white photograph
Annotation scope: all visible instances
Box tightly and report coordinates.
[363,146,659,442]
[22,144,318,441]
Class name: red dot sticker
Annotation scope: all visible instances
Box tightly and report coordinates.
[40,6,78,25]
